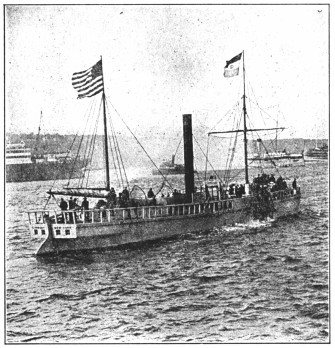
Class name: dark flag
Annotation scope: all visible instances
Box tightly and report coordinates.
[224,52,242,78]
[72,60,104,99]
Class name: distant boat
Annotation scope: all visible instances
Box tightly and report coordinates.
[152,155,184,175]
[248,139,305,168]
[304,141,328,161]
[6,114,85,184]
[27,53,301,256]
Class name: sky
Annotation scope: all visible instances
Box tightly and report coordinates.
[5,4,329,139]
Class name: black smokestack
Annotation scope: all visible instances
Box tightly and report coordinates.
[183,114,194,202]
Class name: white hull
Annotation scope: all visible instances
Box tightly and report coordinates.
[30,192,300,256]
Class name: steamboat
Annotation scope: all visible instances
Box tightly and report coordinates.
[6,112,85,183]
[27,53,301,256]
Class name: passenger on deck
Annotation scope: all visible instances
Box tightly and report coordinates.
[73,198,80,209]
[81,197,89,210]
[292,178,297,190]
[205,185,210,200]
[59,198,68,211]
[254,174,261,185]
[106,188,117,208]
[122,187,130,200]
[81,197,90,222]
[235,184,241,198]
[68,197,75,210]
[269,174,276,183]
[276,176,283,190]
[147,188,155,199]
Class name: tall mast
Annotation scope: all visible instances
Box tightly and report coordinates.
[242,51,249,184]
[34,110,43,155]
[101,56,110,191]
[275,116,278,152]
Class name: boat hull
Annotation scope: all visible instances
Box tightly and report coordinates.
[152,168,185,175]
[304,155,328,162]
[35,194,300,256]
[6,160,84,183]
[248,157,305,168]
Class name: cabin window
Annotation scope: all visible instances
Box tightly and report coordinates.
[41,230,46,235]
[34,229,38,235]
[65,229,71,235]
[56,229,61,235]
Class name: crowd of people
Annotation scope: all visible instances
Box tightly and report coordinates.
[57,173,299,221]
[251,173,297,194]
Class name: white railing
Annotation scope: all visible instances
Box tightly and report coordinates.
[27,188,299,226]
[27,200,235,225]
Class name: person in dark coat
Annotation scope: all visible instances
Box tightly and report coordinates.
[147,188,155,199]
[106,188,117,208]
[292,178,297,190]
[68,197,75,210]
[122,187,130,200]
[269,174,276,183]
[59,198,68,211]
[81,197,89,222]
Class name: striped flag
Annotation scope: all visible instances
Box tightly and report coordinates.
[72,60,104,99]
[224,52,242,78]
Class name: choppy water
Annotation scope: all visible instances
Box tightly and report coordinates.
[6,162,329,343]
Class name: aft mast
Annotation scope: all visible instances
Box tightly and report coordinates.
[209,51,285,194]
[242,50,249,185]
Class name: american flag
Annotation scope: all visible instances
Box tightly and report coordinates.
[72,60,104,99]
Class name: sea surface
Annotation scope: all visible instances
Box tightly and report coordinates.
[5,162,329,343]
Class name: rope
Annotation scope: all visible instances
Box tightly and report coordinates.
[193,135,224,185]
[105,98,174,191]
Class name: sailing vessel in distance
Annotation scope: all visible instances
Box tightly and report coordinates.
[304,140,328,162]
[248,138,305,168]
[27,53,301,256]
[152,155,185,175]
[6,111,85,183]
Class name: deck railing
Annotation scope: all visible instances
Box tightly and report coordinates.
[28,188,299,226]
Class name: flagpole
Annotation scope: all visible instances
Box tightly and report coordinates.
[101,56,111,191]
[242,50,249,185]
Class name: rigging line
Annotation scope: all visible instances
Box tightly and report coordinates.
[247,80,280,134]
[193,161,201,181]
[204,136,210,182]
[174,136,183,159]
[85,99,103,188]
[68,97,98,186]
[43,194,52,211]
[106,105,129,188]
[209,101,240,132]
[105,99,174,190]
[73,97,99,187]
[246,94,277,154]
[107,126,122,188]
[79,98,101,188]
[105,107,125,188]
[224,103,242,185]
[225,121,240,186]
[193,135,224,185]
[227,169,246,184]
[105,102,128,187]
[79,98,100,187]
[246,111,281,175]
[49,99,95,191]
[247,115,281,175]
[247,97,281,124]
